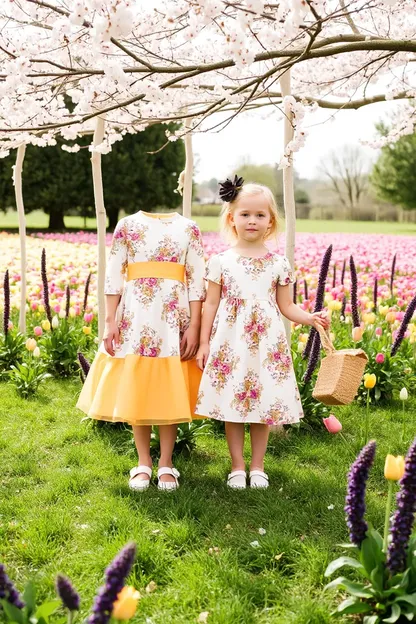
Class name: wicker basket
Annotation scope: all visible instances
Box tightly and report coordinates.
[312,326,368,406]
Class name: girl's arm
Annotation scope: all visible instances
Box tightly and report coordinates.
[196,281,221,370]
[104,295,121,356]
[276,285,329,330]
[103,219,128,356]
[181,301,202,361]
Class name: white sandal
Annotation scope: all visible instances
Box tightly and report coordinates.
[157,467,180,491]
[227,470,247,489]
[249,470,269,489]
[129,465,152,491]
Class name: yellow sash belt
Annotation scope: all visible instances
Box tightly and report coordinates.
[127,261,185,283]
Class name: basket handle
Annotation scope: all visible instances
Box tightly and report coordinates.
[315,324,336,355]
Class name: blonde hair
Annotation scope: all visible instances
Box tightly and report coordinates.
[219,182,280,243]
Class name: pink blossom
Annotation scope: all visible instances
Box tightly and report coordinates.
[33,326,43,336]
[375,327,383,336]
[323,415,342,434]
[375,353,385,364]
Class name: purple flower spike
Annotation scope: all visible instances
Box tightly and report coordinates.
[41,248,52,325]
[303,244,332,359]
[341,258,346,285]
[303,331,321,383]
[88,542,136,624]
[391,293,416,357]
[0,563,24,609]
[65,286,71,319]
[387,438,416,574]
[56,574,80,611]
[293,280,297,304]
[83,273,92,313]
[78,352,90,380]
[303,279,308,301]
[390,253,397,295]
[349,255,360,328]
[341,295,347,319]
[345,441,376,547]
[3,270,10,338]
[332,263,337,289]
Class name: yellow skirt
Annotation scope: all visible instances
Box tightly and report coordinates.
[76,352,203,426]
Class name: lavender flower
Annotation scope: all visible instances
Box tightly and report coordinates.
[341,295,347,319]
[3,270,10,338]
[345,440,376,547]
[391,293,416,356]
[0,563,24,609]
[373,277,378,312]
[41,248,52,324]
[303,245,332,360]
[387,437,416,573]
[390,253,397,295]
[78,352,90,380]
[65,285,70,319]
[349,255,360,328]
[341,259,346,285]
[304,279,308,301]
[332,263,336,289]
[293,280,297,304]
[83,272,92,313]
[56,574,80,611]
[303,332,321,383]
[88,542,136,624]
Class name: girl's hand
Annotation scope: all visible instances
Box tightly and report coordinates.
[180,325,199,361]
[310,311,330,331]
[103,320,120,356]
[196,343,210,370]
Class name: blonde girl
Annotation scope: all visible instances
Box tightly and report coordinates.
[195,177,329,489]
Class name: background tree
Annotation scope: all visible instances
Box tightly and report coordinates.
[371,125,416,211]
[0,124,185,230]
[320,146,370,220]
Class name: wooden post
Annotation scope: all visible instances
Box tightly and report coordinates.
[182,117,193,219]
[13,144,27,334]
[91,116,107,341]
[280,70,296,344]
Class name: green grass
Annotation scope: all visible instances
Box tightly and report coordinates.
[1,209,416,235]
[1,380,415,623]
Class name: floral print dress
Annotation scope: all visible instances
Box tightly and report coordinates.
[77,211,206,426]
[195,250,304,425]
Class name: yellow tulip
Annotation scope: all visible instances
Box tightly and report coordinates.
[112,586,141,621]
[328,300,339,311]
[379,305,389,316]
[364,374,376,389]
[82,326,92,335]
[352,326,364,342]
[25,338,37,352]
[299,333,308,344]
[386,311,396,323]
[41,320,51,331]
[384,455,405,481]
[38,304,45,313]
[363,312,376,325]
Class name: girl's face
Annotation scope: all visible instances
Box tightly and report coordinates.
[229,194,272,244]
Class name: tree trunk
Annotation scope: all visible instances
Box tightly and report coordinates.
[48,210,65,230]
[182,116,193,219]
[108,206,119,231]
[280,70,296,345]
[13,144,27,334]
[91,116,107,342]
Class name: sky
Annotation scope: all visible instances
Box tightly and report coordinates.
[192,100,396,183]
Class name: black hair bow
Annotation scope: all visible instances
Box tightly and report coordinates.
[218,174,244,203]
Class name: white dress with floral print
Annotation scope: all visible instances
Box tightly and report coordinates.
[195,250,304,425]
[77,211,206,427]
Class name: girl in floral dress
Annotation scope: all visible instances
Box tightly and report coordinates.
[77,211,205,491]
[195,179,329,489]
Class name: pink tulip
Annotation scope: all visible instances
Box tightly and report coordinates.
[33,326,43,337]
[84,312,93,323]
[375,327,382,336]
[31,302,38,311]
[352,326,364,342]
[396,311,405,321]
[375,353,385,364]
[54,304,61,313]
[323,415,342,434]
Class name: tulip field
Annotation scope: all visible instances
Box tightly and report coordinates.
[1,228,416,623]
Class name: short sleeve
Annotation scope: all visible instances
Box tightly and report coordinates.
[185,222,206,301]
[104,219,128,295]
[205,254,222,284]
[277,255,295,286]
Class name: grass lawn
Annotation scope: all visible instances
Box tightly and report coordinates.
[1,209,416,235]
[1,379,414,623]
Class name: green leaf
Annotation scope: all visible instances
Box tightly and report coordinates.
[371,565,385,592]
[375,387,381,401]
[364,616,380,624]
[0,600,25,624]
[35,600,61,620]
[395,594,416,607]
[383,604,401,623]
[325,556,365,578]
[334,596,374,615]
[325,576,373,598]
[361,532,385,576]
[22,581,36,616]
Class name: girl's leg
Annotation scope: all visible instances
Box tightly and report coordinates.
[131,425,152,482]
[158,424,178,483]
[225,422,245,471]
[249,424,270,471]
